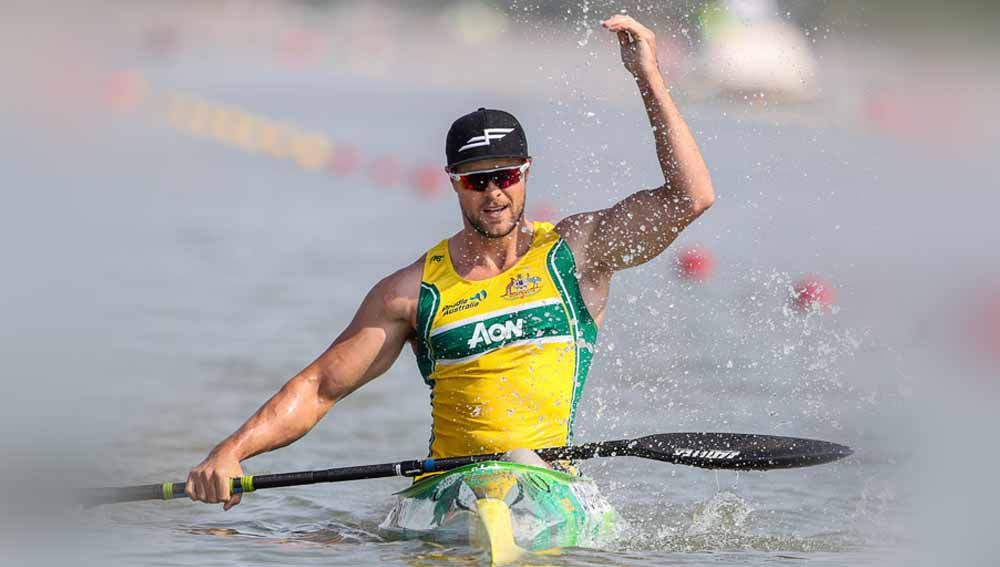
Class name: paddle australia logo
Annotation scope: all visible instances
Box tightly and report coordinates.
[501,273,543,301]
[673,448,741,460]
[430,254,444,263]
[441,290,487,317]
[458,128,515,153]
[467,318,524,349]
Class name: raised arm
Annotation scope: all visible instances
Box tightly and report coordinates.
[186,262,420,509]
[558,15,714,274]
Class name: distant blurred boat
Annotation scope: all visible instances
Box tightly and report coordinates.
[694,0,819,103]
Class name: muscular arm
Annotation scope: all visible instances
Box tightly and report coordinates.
[211,276,413,461]
[187,261,421,508]
[558,16,714,274]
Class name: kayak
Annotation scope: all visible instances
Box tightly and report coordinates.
[379,461,620,565]
[380,461,620,564]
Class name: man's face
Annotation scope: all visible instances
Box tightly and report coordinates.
[449,157,528,239]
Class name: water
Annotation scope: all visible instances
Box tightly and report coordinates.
[3,18,999,567]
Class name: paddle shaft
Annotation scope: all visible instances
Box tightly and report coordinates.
[90,440,633,505]
[90,433,851,505]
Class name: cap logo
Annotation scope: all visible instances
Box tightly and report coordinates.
[458,128,515,153]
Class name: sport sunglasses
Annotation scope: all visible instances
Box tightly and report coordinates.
[447,161,530,192]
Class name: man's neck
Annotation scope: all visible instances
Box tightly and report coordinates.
[452,220,534,276]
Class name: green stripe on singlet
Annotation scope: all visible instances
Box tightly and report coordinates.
[416,282,441,383]
[429,302,572,363]
[416,282,441,456]
[545,239,598,441]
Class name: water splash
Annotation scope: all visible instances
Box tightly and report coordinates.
[685,491,752,537]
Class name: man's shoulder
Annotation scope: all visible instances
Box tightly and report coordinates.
[553,211,610,272]
[361,256,425,329]
[554,210,600,240]
[377,256,425,303]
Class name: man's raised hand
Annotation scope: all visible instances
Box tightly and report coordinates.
[601,15,659,79]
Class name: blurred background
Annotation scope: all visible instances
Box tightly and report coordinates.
[1,1,998,565]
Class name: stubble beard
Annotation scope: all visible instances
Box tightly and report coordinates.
[464,203,526,240]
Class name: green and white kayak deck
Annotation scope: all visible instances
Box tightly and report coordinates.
[380,461,620,564]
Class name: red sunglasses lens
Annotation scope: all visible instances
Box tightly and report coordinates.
[494,168,522,189]
[459,167,523,191]
[460,172,491,191]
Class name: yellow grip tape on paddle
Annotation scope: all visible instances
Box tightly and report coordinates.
[239,476,255,494]
[162,482,174,500]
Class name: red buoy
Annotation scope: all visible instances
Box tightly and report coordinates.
[411,163,446,197]
[327,144,361,176]
[790,275,836,313]
[963,286,1000,361]
[368,154,402,187]
[674,244,715,282]
[105,71,147,112]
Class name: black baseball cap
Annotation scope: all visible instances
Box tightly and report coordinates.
[446,107,530,169]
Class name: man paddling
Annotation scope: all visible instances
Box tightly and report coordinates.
[187,15,714,510]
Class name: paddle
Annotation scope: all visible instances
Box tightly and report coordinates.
[87,432,852,506]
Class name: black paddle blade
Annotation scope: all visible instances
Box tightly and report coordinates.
[627,432,853,470]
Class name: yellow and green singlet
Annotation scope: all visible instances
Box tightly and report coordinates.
[414,222,598,462]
